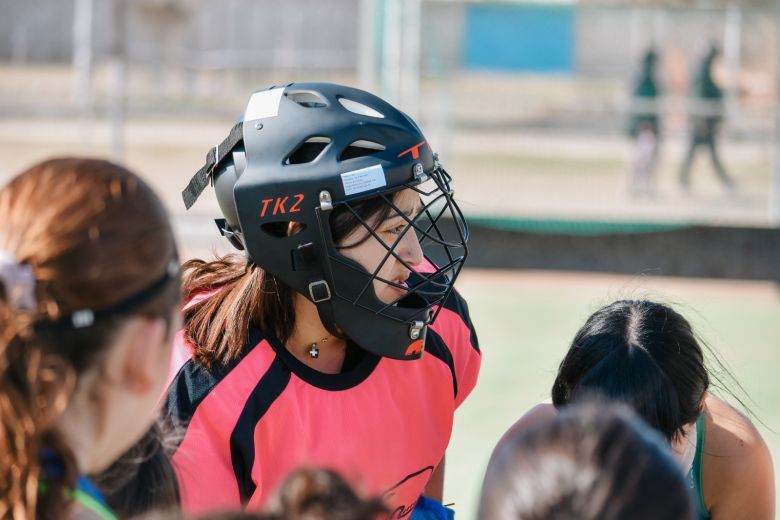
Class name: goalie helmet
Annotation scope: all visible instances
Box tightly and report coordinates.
[182,82,468,360]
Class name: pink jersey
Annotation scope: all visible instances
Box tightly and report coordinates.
[164,290,480,518]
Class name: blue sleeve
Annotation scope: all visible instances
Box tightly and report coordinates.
[410,496,455,520]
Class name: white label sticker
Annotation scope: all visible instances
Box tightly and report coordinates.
[244,87,285,121]
[340,164,386,196]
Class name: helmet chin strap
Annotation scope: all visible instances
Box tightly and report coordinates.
[314,299,344,342]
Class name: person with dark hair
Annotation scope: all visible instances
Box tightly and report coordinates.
[94,422,181,518]
[507,300,774,520]
[628,47,662,197]
[479,402,695,520]
[679,45,735,192]
[163,83,480,517]
[0,158,181,519]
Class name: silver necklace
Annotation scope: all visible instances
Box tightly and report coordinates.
[307,335,330,359]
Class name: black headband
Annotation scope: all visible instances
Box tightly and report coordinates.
[35,258,179,330]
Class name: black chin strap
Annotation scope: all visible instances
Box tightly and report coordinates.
[315,300,341,340]
[182,122,245,210]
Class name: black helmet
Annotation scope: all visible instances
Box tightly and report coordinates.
[182,82,468,360]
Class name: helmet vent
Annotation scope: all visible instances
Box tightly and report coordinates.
[261,221,307,238]
[338,97,385,118]
[285,136,331,165]
[339,140,386,161]
[286,90,328,108]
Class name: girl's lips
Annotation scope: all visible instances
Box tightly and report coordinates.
[388,278,409,296]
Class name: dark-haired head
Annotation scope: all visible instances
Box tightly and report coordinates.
[552,300,708,441]
[94,422,181,518]
[478,401,695,520]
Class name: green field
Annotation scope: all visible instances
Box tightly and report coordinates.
[445,269,780,519]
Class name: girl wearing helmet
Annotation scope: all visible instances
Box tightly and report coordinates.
[165,83,480,517]
[0,158,181,519]
[501,300,774,520]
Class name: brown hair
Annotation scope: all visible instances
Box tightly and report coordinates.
[183,469,387,520]
[266,467,387,520]
[184,195,395,369]
[478,401,694,520]
[0,158,179,519]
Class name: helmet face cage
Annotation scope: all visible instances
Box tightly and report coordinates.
[320,164,468,328]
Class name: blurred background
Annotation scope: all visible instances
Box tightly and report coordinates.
[1,0,778,517]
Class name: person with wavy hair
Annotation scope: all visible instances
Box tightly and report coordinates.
[0,158,181,519]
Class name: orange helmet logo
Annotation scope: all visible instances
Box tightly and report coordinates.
[397,140,427,160]
[405,339,424,357]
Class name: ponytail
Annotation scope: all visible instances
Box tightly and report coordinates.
[182,254,296,369]
[0,300,77,520]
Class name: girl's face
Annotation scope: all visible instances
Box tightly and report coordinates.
[339,189,424,305]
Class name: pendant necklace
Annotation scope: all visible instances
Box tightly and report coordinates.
[307,335,330,359]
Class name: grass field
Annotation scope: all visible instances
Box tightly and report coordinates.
[445,269,780,519]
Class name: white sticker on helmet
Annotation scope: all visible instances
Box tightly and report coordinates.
[340,164,387,196]
[244,87,285,121]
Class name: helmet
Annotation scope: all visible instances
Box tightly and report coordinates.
[182,82,468,360]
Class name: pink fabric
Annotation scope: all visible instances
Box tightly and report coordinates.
[165,290,219,387]
[171,345,463,516]
[165,330,193,387]
[417,257,437,274]
[168,287,480,517]
[430,305,480,409]
[244,354,456,516]
[172,340,277,515]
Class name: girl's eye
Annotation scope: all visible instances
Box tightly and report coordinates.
[386,224,405,235]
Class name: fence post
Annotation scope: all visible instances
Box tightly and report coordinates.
[108,0,126,161]
[771,5,780,226]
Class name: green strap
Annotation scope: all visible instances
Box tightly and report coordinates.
[68,488,119,520]
[39,482,118,520]
[693,413,710,519]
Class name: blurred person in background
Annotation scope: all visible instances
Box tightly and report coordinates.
[263,467,388,520]
[478,401,694,520]
[507,299,774,520]
[0,158,181,519]
[628,47,662,198]
[151,468,386,520]
[679,45,736,193]
[164,83,479,519]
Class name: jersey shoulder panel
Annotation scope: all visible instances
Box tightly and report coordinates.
[169,330,288,515]
[430,288,481,408]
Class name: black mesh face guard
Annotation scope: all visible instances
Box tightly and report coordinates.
[319,164,468,334]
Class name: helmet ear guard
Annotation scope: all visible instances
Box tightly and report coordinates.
[182,83,468,360]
